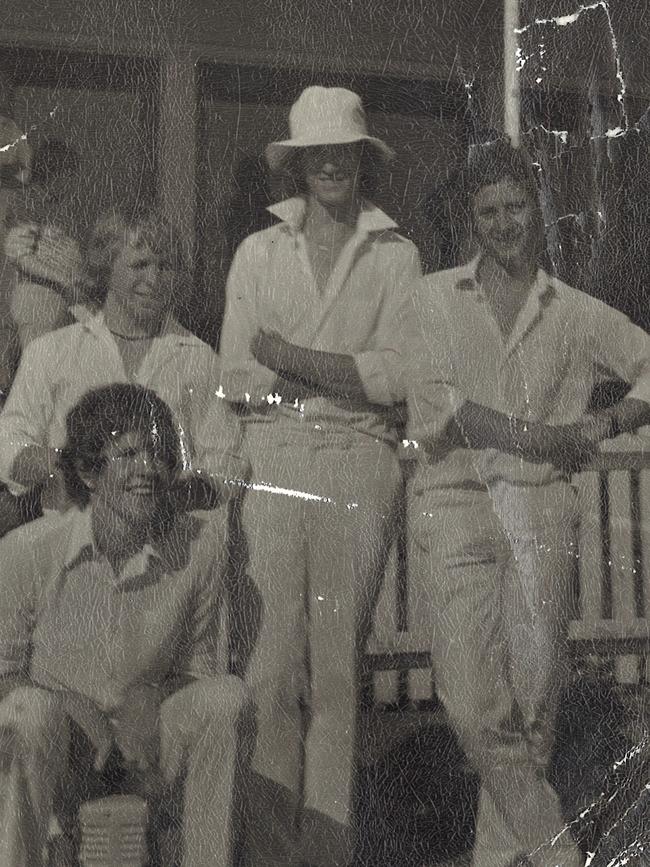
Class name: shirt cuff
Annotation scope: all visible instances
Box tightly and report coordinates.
[354,350,400,405]
[406,384,462,450]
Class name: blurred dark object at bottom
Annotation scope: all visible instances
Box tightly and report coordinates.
[354,676,650,866]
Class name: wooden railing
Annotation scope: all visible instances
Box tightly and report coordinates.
[363,447,650,709]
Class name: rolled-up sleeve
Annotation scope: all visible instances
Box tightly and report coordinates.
[0,336,54,490]
[588,301,650,406]
[219,238,277,406]
[353,241,422,404]
[405,279,463,450]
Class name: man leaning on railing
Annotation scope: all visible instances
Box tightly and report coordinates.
[405,140,650,867]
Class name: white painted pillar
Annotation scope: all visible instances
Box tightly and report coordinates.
[504,0,521,147]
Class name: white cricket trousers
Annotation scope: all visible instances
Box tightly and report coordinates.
[241,424,401,867]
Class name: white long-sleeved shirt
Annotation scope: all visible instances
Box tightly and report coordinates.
[219,197,421,444]
[408,258,650,491]
[0,506,228,714]
[0,306,247,498]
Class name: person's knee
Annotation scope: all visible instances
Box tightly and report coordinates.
[0,686,66,748]
[182,676,252,729]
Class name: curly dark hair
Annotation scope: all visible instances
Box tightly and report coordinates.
[60,383,181,508]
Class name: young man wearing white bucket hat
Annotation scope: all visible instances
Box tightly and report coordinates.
[220,85,421,866]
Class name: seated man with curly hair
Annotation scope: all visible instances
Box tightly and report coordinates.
[0,382,251,867]
[0,206,246,516]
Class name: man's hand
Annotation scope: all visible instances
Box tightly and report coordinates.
[171,469,224,512]
[112,684,161,787]
[250,328,291,373]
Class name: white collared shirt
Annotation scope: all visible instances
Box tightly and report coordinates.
[408,258,650,490]
[0,507,228,713]
[219,196,421,443]
[0,306,247,497]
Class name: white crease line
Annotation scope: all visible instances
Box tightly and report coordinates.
[516,0,629,128]
[243,480,335,504]
[515,1,608,31]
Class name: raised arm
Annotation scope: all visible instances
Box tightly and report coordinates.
[0,338,58,491]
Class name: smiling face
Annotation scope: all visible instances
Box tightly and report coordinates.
[472,178,539,270]
[107,231,177,332]
[92,428,174,530]
[301,143,363,210]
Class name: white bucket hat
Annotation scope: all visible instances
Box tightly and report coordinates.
[265,86,394,172]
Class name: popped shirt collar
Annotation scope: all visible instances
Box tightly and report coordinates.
[63,506,163,583]
[267,196,398,235]
[458,254,553,302]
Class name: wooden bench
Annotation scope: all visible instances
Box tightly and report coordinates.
[363,447,650,712]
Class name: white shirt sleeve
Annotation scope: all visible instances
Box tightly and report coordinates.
[353,240,423,404]
[219,238,277,407]
[405,277,464,450]
[587,300,650,406]
[0,336,55,491]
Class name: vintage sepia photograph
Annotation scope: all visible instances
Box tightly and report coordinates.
[0,1,649,865]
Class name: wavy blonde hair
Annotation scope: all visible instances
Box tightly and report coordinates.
[85,207,189,304]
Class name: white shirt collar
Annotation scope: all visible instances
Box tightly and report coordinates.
[459,255,554,302]
[457,256,556,353]
[70,305,202,347]
[266,196,398,235]
[63,507,163,582]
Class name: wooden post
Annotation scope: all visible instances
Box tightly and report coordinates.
[504,0,520,147]
[159,52,197,256]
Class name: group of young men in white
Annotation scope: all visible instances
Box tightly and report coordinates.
[0,84,649,867]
